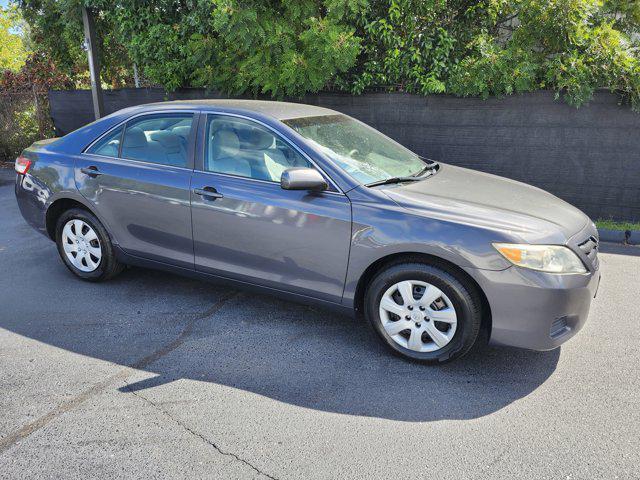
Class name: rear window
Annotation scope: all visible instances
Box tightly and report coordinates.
[86,113,194,168]
[87,126,123,157]
[121,114,193,167]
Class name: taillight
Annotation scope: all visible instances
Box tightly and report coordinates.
[15,156,32,175]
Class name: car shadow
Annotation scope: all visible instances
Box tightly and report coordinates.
[1,262,560,423]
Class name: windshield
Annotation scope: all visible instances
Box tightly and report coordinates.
[284,114,429,185]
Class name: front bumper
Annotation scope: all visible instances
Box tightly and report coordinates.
[465,264,600,351]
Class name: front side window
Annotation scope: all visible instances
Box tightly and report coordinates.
[87,125,123,157]
[121,114,193,167]
[205,115,311,182]
[284,114,427,185]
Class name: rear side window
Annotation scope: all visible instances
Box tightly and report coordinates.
[87,126,123,157]
[121,113,193,167]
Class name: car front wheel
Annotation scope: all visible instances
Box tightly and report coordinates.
[364,261,482,363]
[55,208,124,282]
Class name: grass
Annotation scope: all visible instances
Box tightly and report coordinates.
[595,219,640,231]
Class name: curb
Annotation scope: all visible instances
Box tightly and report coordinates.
[598,228,639,244]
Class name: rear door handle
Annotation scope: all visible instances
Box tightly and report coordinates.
[80,166,102,177]
[193,187,224,199]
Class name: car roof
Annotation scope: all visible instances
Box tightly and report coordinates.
[143,99,339,121]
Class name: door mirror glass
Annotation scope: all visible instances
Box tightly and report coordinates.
[281,167,328,191]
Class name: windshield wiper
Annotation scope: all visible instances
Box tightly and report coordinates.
[365,176,423,187]
[365,159,440,188]
[413,158,440,177]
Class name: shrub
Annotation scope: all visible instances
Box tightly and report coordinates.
[0,94,44,162]
[13,0,640,108]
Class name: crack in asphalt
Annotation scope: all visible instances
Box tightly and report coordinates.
[122,379,278,480]
[0,290,238,455]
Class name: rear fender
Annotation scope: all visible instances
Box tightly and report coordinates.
[45,190,118,244]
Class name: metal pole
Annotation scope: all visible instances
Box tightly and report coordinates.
[82,7,105,119]
[133,63,140,88]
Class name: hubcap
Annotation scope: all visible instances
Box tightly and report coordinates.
[378,280,457,353]
[61,219,102,272]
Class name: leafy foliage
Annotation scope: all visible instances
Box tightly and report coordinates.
[0,4,31,72]
[336,0,457,94]
[16,0,134,88]
[10,0,640,108]
[92,0,365,96]
[1,51,74,93]
[203,0,363,96]
[0,52,69,162]
[446,0,640,109]
[0,95,42,162]
[343,0,640,108]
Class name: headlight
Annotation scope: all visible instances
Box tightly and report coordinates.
[493,243,587,273]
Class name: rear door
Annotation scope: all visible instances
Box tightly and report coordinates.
[75,111,198,268]
[190,113,352,303]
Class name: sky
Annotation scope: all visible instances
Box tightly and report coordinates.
[0,0,10,8]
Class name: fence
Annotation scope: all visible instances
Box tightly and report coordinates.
[48,88,640,221]
[0,90,54,163]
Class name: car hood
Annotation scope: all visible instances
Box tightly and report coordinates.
[382,164,589,243]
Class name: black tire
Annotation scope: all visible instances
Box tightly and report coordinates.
[55,208,124,282]
[364,261,482,363]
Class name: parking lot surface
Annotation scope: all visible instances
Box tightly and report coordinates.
[1,170,639,479]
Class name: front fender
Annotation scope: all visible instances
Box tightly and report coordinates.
[342,198,511,308]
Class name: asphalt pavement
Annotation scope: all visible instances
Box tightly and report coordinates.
[1,169,638,479]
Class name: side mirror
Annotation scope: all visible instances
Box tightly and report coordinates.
[280,167,328,191]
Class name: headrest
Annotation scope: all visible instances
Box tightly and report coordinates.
[123,127,147,148]
[172,126,191,138]
[246,128,274,150]
[149,130,181,149]
[211,129,240,158]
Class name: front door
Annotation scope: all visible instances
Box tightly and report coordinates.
[191,114,351,303]
[75,112,197,268]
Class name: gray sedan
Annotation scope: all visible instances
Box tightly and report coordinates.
[14,100,600,363]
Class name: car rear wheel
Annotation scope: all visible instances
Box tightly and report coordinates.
[364,262,482,363]
[55,208,124,281]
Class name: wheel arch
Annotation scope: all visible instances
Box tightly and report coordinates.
[45,194,110,242]
[353,252,492,339]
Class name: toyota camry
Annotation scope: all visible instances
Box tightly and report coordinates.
[14,100,601,363]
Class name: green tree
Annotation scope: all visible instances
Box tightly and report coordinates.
[93,0,365,96]
[12,0,640,109]
[0,4,31,72]
[446,0,640,108]
[17,0,133,88]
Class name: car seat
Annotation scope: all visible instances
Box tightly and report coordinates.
[242,128,292,181]
[149,130,187,167]
[121,127,165,163]
[208,129,252,177]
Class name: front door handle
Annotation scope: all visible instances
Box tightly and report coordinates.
[80,166,102,177]
[193,187,224,199]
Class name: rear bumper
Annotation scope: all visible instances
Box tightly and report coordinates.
[465,265,600,351]
[15,173,49,237]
